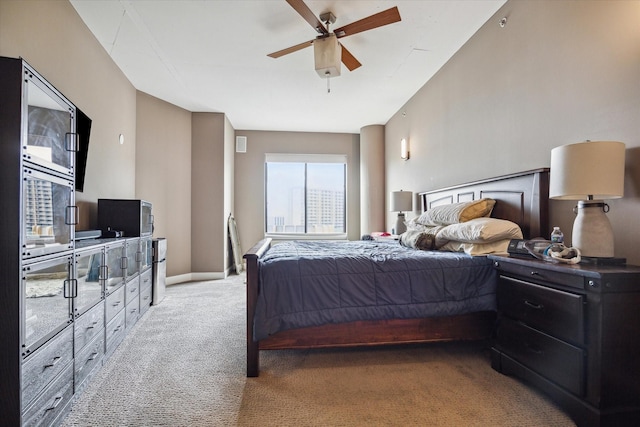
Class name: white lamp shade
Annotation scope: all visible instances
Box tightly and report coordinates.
[314,34,341,78]
[391,191,412,212]
[550,141,625,200]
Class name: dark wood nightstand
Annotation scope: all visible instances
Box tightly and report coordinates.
[488,254,640,427]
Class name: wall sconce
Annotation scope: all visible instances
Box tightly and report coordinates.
[400,138,410,160]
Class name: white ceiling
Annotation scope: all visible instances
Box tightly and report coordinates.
[70,0,506,134]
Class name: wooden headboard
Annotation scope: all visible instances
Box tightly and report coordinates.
[419,168,550,239]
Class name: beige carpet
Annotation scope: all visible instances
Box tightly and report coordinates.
[61,274,575,426]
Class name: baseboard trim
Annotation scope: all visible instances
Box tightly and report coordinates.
[167,271,229,285]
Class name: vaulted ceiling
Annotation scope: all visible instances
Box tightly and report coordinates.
[71,0,506,133]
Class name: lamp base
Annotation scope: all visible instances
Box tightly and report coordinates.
[395,212,407,235]
[572,200,615,258]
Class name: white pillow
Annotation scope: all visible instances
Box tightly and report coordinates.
[436,218,523,244]
[438,239,513,256]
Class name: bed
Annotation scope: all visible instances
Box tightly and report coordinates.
[244,168,549,377]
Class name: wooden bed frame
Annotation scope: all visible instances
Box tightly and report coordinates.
[244,168,549,377]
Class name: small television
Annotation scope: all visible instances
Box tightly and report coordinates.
[98,199,154,237]
[75,107,92,192]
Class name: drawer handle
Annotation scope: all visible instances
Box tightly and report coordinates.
[45,396,63,411]
[530,271,541,276]
[86,320,99,330]
[524,343,544,354]
[112,301,122,307]
[524,300,544,310]
[87,352,99,361]
[43,356,62,369]
[524,342,544,355]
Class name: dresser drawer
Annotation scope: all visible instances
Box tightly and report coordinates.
[74,301,105,353]
[498,276,585,346]
[105,285,125,324]
[75,332,104,392]
[22,362,74,427]
[139,282,152,316]
[125,297,139,330]
[125,277,140,305]
[22,326,73,407]
[497,317,585,396]
[140,268,152,292]
[105,308,126,358]
[494,259,584,290]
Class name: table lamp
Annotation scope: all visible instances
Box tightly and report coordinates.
[549,141,626,259]
[391,190,412,235]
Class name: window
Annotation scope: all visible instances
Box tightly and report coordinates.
[265,154,346,236]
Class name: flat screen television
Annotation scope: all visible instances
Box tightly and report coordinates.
[75,107,91,192]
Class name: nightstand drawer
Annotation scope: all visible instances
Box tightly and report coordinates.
[498,276,585,346]
[497,317,585,396]
[494,259,584,290]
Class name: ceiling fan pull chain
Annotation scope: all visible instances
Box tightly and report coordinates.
[327,76,331,93]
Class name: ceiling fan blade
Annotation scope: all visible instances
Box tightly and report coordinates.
[285,0,328,34]
[334,6,401,38]
[267,39,314,58]
[340,44,362,71]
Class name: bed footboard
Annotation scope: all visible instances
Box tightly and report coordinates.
[244,238,272,377]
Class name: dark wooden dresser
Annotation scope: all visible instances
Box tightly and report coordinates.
[488,254,640,427]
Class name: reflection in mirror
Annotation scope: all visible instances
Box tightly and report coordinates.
[26,79,72,170]
[23,174,73,251]
[23,259,71,349]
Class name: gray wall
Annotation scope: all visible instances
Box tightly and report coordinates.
[0,0,214,278]
[136,92,193,277]
[385,0,640,264]
[0,0,137,226]
[234,130,360,253]
[191,112,234,276]
[360,125,385,236]
[6,0,638,269]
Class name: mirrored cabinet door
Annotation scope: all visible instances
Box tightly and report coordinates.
[22,255,73,355]
[23,67,75,177]
[140,237,152,272]
[104,241,125,294]
[125,238,139,280]
[21,168,74,259]
[74,246,104,317]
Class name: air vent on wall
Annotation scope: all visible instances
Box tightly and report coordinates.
[236,136,247,153]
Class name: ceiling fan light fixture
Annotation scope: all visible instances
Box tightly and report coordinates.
[314,34,341,78]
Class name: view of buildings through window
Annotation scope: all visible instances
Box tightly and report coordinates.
[25,179,54,241]
[266,161,346,234]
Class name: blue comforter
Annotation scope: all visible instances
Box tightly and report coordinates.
[254,240,497,341]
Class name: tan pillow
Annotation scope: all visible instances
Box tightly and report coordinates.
[417,198,495,226]
[436,218,522,244]
[438,239,512,256]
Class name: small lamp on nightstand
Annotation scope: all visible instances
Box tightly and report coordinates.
[550,140,626,259]
[391,190,413,235]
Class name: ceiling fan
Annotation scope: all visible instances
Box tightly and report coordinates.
[268,0,401,78]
